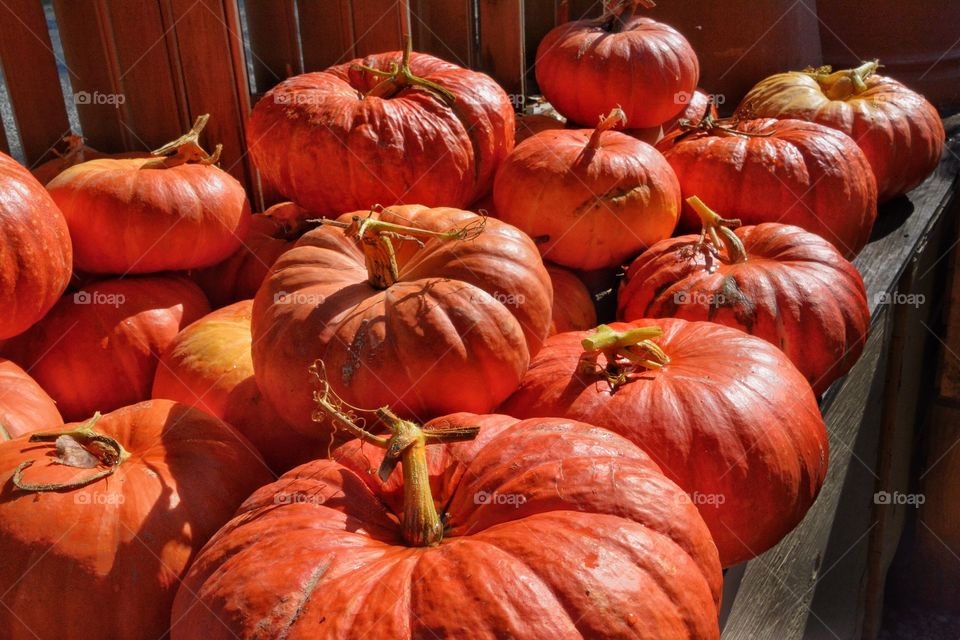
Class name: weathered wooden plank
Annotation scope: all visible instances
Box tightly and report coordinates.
[351,0,406,57]
[298,0,354,70]
[478,0,526,99]
[562,0,601,21]
[524,0,557,96]
[244,0,302,94]
[938,227,960,402]
[0,0,70,164]
[408,0,473,67]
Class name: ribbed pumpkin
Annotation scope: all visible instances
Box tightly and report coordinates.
[171,381,723,639]
[536,0,699,128]
[251,205,552,435]
[658,117,878,258]
[0,358,62,441]
[0,151,73,339]
[736,61,945,202]
[153,300,327,474]
[248,41,514,215]
[493,108,681,270]
[501,319,829,566]
[46,116,251,274]
[619,197,870,394]
[2,275,210,420]
[0,400,270,640]
[546,264,597,335]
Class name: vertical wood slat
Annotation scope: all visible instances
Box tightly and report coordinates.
[0,0,70,165]
[409,0,474,68]
[524,0,558,96]
[244,0,301,95]
[298,0,353,71]
[478,0,526,98]
[350,0,406,57]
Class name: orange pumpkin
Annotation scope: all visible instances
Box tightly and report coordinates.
[0,358,62,441]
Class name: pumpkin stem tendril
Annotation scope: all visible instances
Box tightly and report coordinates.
[685,196,748,264]
[579,324,670,389]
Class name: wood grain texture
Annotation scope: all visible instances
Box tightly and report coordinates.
[298,0,353,70]
[244,0,301,94]
[0,0,70,164]
[351,0,406,57]
[478,0,525,98]
[524,0,556,96]
[409,0,474,67]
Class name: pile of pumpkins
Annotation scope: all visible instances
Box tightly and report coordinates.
[0,1,945,638]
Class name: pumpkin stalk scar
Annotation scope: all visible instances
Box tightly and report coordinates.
[685,196,748,264]
[353,36,457,106]
[579,324,670,390]
[140,114,222,169]
[311,360,479,546]
[276,560,330,640]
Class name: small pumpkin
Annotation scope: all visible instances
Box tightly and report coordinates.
[619,197,870,394]
[153,300,327,474]
[0,150,72,340]
[248,40,515,215]
[501,319,829,566]
[546,263,597,335]
[30,134,150,185]
[2,274,210,420]
[493,108,681,270]
[736,61,945,202]
[658,116,878,258]
[170,375,723,639]
[536,0,699,128]
[251,205,552,435]
[46,115,251,274]
[0,400,270,639]
[0,358,62,441]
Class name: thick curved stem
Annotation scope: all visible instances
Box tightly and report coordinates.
[580,324,670,388]
[586,107,628,151]
[140,114,222,170]
[805,60,879,100]
[311,361,479,547]
[686,196,747,264]
[354,36,457,105]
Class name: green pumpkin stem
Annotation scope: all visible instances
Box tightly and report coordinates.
[686,196,748,264]
[311,361,479,547]
[580,324,670,388]
[140,114,222,170]
[353,36,457,105]
[804,60,879,100]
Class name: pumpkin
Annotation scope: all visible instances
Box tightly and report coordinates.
[493,108,681,270]
[515,113,566,145]
[536,0,699,128]
[0,358,62,441]
[251,205,552,435]
[46,115,251,274]
[30,134,150,185]
[0,400,270,639]
[192,202,313,308]
[546,263,597,335]
[736,61,945,202]
[500,319,829,566]
[0,150,72,340]
[247,40,514,215]
[2,274,210,421]
[662,88,720,134]
[153,300,327,474]
[658,116,878,258]
[619,197,870,394]
[170,376,723,639]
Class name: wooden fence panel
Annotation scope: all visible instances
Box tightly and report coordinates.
[244,0,301,95]
[478,0,525,98]
[298,0,354,71]
[524,0,557,95]
[0,0,70,165]
[351,0,406,57]
[409,0,474,67]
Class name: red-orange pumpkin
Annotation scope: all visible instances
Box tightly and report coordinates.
[252,205,552,436]
[172,394,722,639]
[2,275,210,420]
[153,300,327,474]
[736,61,945,202]
[619,197,870,394]
[0,400,270,639]
[546,264,597,335]
[658,117,878,258]
[661,88,720,134]
[46,116,251,274]
[248,42,514,215]
[0,358,62,441]
[0,151,72,339]
[31,134,149,185]
[501,319,829,566]
[493,108,681,270]
[191,202,313,308]
[536,1,699,128]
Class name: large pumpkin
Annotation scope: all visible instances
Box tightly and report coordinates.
[493,108,681,270]
[501,319,829,566]
[619,197,870,394]
[153,300,327,474]
[191,202,313,308]
[2,275,210,420]
[0,400,270,639]
[0,358,62,440]
[0,151,72,339]
[252,205,552,435]
[546,263,597,335]
[46,115,251,274]
[736,61,945,202]
[658,117,878,258]
[171,381,723,639]
[536,0,699,128]
[248,41,514,215]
